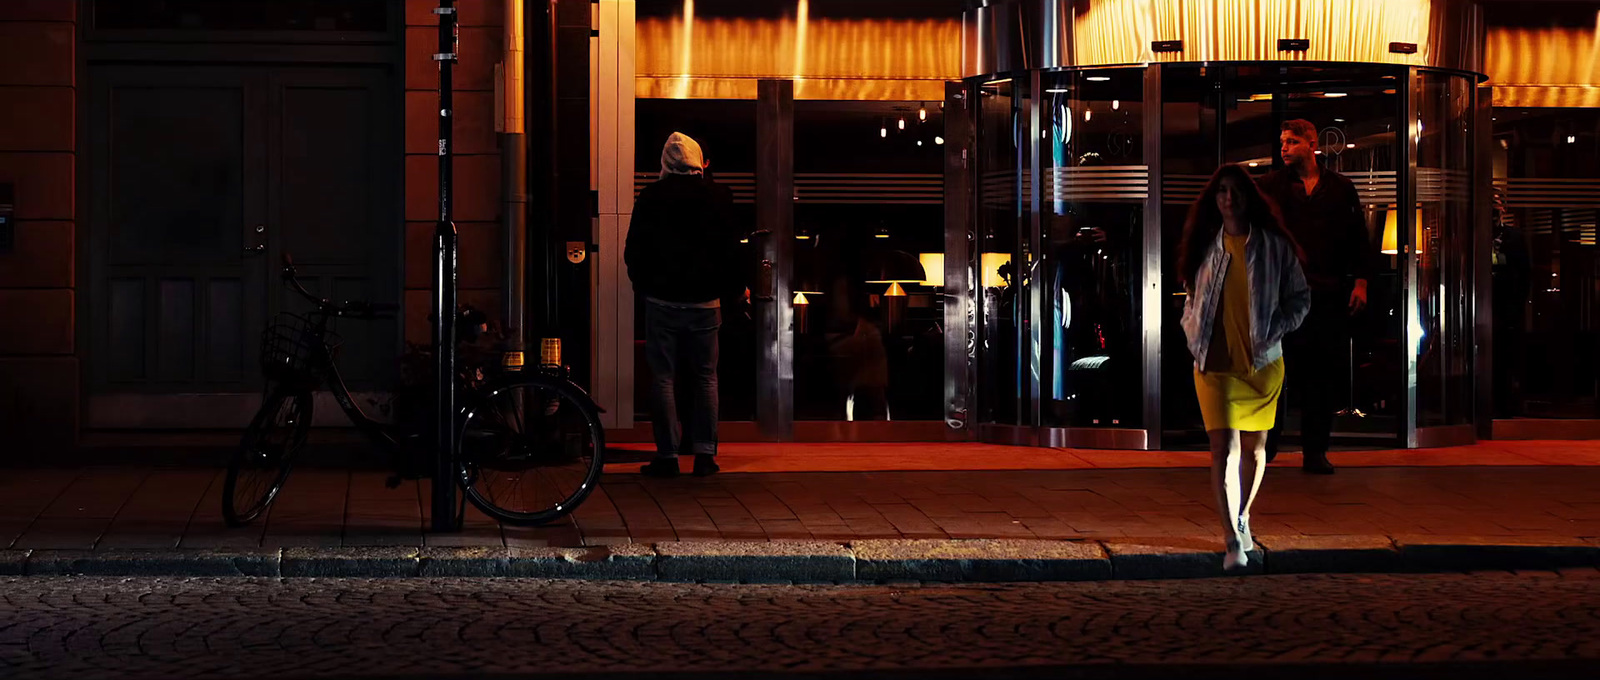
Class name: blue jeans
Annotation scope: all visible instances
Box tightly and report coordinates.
[644,300,720,457]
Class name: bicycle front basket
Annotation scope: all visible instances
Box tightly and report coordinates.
[260,312,326,385]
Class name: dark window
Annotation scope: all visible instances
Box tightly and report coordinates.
[92,0,390,32]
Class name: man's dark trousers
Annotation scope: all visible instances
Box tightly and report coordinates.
[1268,290,1348,461]
[644,300,720,458]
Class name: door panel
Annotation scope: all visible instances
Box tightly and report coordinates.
[269,67,399,388]
[88,64,399,428]
[90,66,267,397]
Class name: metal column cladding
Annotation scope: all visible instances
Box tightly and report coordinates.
[962,0,1487,79]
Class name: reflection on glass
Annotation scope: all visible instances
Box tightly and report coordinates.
[792,101,946,422]
[1039,68,1146,429]
[1492,107,1600,419]
[976,79,1025,426]
[1415,72,1476,428]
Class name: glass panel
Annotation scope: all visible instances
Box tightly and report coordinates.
[975,79,1026,426]
[1492,107,1600,419]
[1159,65,1223,445]
[1038,68,1146,429]
[791,101,946,421]
[632,100,759,423]
[93,0,390,32]
[1415,72,1476,428]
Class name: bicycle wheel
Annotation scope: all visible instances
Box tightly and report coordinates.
[458,377,605,525]
[224,386,314,527]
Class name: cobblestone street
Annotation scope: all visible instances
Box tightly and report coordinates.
[3,571,1597,679]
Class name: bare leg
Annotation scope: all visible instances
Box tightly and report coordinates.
[1238,430,1268,520]
[1207,429,1245,553]
[1236,430,1269,551]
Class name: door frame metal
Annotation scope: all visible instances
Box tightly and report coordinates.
[754,79,796,441]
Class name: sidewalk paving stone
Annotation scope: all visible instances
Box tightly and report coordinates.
[3,442,1599,581]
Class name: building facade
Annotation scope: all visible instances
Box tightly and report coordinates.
[0,0,1596,458]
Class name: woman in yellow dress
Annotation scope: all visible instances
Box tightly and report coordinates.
[1179,164,1311,570]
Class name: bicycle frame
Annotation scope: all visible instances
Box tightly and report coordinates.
[302,319,402,454]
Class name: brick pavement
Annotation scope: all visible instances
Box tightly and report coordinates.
[2,442,1599,551]
[2,572,1598,678]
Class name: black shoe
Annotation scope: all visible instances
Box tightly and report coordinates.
[693,455,720,477]
[1302,454,1336,475]
[640,458,681,478]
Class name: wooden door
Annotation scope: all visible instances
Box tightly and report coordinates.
[87,64,399,428]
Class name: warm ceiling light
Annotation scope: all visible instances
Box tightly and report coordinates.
[917,140,923,146]
[935,136,945,145]
[1112,99,1120,110]
[1085,109,1093,121]
[880,127,887,138]
[918,105,927,121]
[1248,162,1259,167]
[1347,143,1356,148]
[1086,76,1111,82]
[1046,88,1070,93]
[1323,92,1347,98]
[898,118,906,130]
[1569,136,1578,144]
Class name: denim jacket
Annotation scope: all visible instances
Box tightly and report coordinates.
[1180,227,1312,372]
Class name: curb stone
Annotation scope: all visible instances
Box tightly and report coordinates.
[419,547,511,577]
[507,544,656,580]
[1393,535,1600,571]
[21,549,279,577]
[1104,538,1264,579]
[654,541,854,583]
[1,537,1596,582]
[0,550,31,576]
[853,539,1110,582]
[1255,534,1401,574]
[280,547,420,578]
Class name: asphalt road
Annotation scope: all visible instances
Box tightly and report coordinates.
[3,571,1598,680]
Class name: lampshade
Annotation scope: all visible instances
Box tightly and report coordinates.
[981,252,1011,288]
[862,249,927,284]
[918,253,945,286]
[1381,208,1424,255]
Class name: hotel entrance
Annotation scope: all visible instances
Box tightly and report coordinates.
[595,1,965,443]
[958,0,1491,450]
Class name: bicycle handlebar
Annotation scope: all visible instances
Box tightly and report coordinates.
[280,253,397,319]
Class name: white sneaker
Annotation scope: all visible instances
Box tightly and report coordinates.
[1237,516,1254,552]
[1223,542,1250,570]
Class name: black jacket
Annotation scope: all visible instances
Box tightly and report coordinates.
[1257,168,1375,292]
[624,174,744,304]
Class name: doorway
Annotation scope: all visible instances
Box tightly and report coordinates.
[623,80,953,442]
[85,64,401,429]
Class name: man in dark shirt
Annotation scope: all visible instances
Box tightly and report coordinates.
[625,132,744,478]
[1257,119,1374,475]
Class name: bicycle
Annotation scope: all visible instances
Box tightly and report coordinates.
[224,254,606,528]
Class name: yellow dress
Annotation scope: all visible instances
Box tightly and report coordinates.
[1193,232,1285,432]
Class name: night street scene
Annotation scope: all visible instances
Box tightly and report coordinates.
[2,1,1599,679]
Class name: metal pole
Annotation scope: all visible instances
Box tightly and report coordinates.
[503,0,527,364]
[433,0,461,532]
